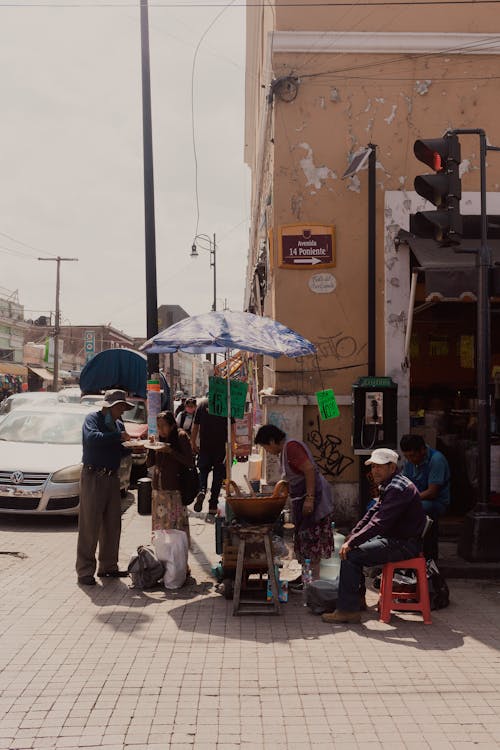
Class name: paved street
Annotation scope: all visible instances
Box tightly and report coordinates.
[2,494,500,750]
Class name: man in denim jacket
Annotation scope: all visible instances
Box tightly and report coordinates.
[322,448,426,624]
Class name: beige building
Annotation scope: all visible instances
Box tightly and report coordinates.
[244,2,500,521]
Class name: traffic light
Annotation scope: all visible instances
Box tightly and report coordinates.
[410,133,462,245]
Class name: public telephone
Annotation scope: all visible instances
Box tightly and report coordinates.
[352,377,397,453]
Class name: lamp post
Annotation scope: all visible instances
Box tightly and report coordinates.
[190,233,217,365]
[190,233,217,312]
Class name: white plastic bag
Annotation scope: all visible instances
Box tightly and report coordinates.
[152,529,188,589]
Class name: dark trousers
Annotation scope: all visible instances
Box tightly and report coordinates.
[76,468,122,578]
[197,453,226,511]
[337,535,422,612]
[422,500,446,561]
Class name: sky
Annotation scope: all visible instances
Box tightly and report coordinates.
[0,0,250,338]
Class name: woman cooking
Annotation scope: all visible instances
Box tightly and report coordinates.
[147,411,194,543]
[255,424,334,587]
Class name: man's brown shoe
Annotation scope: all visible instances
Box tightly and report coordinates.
[322,609,362,624]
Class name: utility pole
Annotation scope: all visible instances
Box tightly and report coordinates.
[140,0,159,377]
[38,257,78,391]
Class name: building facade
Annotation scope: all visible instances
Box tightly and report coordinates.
[244,1,500,521]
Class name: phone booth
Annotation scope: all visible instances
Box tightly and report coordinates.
[352,376,398,453]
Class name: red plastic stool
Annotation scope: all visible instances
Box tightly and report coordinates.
[379,555,432,624]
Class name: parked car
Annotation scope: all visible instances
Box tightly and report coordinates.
[0,404,132,515]
[0,392,61,424]
[57,387,82,403]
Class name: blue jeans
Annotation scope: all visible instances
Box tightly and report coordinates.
[197,453,226,511]
[421,500,447,561]
[337,535,422,612]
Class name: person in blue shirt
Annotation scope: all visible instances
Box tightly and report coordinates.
[400,433,450,560]
[76,389,141,586]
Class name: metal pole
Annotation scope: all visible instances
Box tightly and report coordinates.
[54,258,61,392]
[476,131,491,513]
[212,233,217,312]
[368,144,377,376]
[38,256,78,392]
[140,0,159,377]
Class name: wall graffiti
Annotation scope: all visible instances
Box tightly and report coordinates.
[297,330,367,365]
[306,415,354,479]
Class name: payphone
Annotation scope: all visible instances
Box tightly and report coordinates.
[352,376,398,452]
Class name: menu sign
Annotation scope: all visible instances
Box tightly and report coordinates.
[279,225,335,269]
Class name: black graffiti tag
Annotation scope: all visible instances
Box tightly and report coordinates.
[306,416,354,479]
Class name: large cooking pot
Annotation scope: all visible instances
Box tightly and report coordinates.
[226,480,288,524]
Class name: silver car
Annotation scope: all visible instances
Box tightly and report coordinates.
[0,404,132,515]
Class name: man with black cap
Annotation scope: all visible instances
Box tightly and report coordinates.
[76,389,141,586]
[322,447,426,624]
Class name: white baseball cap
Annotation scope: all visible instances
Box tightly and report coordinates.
[365,448,399,466]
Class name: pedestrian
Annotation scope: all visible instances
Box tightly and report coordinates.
[254,424,334,586]
[321,447,426,624]
[176,397,197,435]
[76,389,141,586]
[148,410,194,546]
[191,397,235,521]
[400,433,450,560]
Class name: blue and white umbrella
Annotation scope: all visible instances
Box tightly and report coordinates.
[140,310,316,358]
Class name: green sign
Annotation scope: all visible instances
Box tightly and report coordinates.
[316,389,340,420]
[208,376,248,419]
[356,376,395,389]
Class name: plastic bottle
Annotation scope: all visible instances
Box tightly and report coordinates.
[319,522,345,581]
[302,558,313,606]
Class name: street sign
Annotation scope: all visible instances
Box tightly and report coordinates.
[84,330,95,363]
[316,389,340,420]
[279,225,336,269]
[342,147,372,179]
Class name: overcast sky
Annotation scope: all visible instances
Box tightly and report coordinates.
[0,0,249,338]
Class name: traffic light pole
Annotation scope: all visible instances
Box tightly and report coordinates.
[453,128,500,559]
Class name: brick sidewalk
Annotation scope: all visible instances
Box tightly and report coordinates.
[1,498,500,749]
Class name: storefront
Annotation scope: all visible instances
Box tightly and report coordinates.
[28,366,54,392]
[0,362,27,396]
[390,198,500,521]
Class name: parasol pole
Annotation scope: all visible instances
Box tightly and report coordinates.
[226,348,232,485]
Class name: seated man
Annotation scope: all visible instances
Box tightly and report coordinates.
[322,447,426,625]
[399,433,450,560]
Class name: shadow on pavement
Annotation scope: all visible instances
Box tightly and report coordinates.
[164,594,466,649]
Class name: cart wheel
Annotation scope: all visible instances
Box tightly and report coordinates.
[222,578,234,600]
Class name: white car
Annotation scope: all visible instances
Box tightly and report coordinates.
[0,392,61,423]
[0,404,132,515]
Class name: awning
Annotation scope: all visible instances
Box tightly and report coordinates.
[28,366,54,382]
[397,231,500,301]
[0,363,28,377]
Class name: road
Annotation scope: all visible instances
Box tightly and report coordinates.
[1,477,500,749]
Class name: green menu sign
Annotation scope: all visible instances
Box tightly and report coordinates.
[208,376,248,419]
[316,389,340,420]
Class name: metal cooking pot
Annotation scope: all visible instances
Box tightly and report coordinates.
[225,479,288,524]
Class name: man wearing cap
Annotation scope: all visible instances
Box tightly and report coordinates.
[76,389,140,586]
[322,447,426,624]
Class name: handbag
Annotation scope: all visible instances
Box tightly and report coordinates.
[178,464,199,506]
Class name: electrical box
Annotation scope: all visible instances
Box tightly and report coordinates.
[352,376,398,453]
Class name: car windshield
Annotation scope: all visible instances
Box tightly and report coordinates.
[122,403,146,424]
[0,410,85,444]
[0,393,59,416]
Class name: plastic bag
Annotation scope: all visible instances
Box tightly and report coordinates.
[153,529,188,589]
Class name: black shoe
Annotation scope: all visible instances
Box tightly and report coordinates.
[193,491,205,513]
[97,570,129,578]
[288,576,303,592]
[205,511,216,524]
[78,576,96,586]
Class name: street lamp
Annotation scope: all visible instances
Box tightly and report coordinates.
[190,233,217,313]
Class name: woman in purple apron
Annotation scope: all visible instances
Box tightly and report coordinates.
[255,424,334,582]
